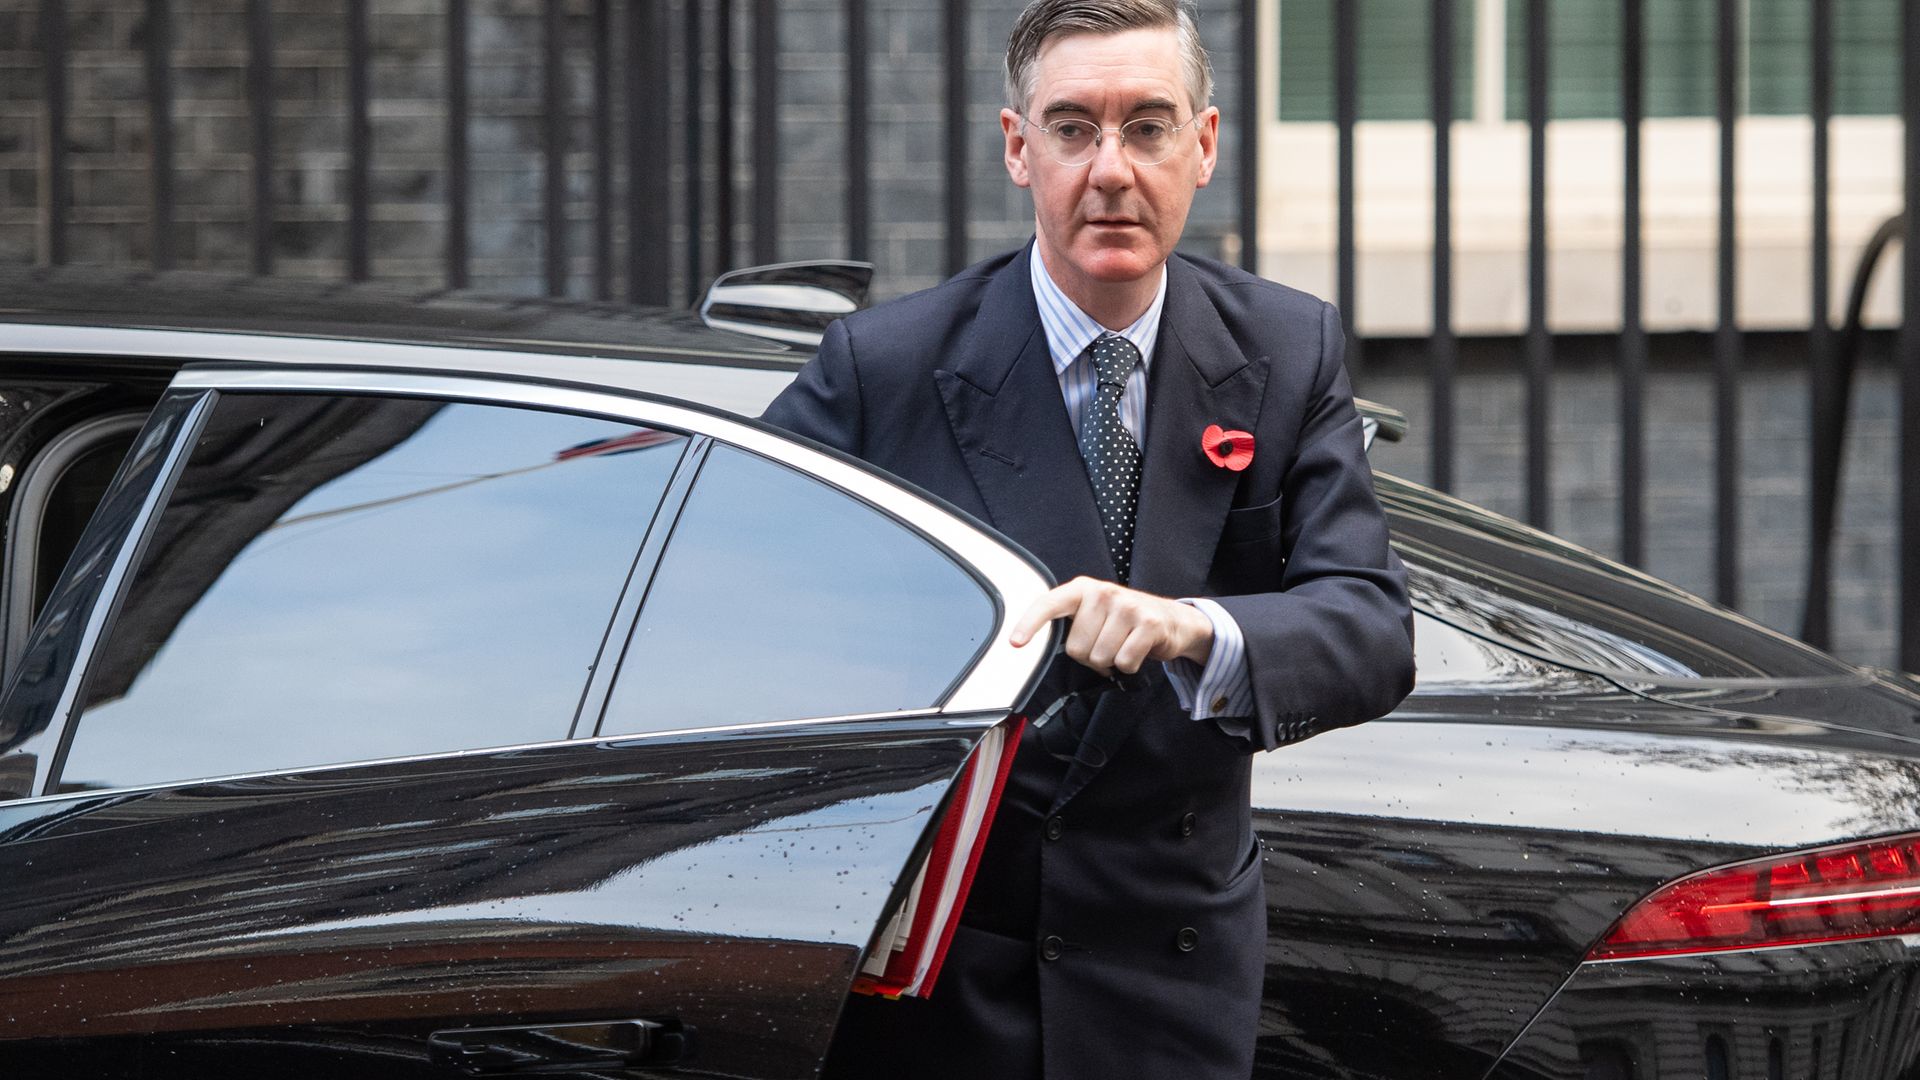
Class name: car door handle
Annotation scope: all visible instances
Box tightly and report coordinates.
[427,1019,690,1074]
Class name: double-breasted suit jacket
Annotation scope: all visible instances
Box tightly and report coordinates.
[763,243,1415,1080]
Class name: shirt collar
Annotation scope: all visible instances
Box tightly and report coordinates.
[1029,243,1168,377]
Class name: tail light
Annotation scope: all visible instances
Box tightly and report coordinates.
[1589,832,1920,961]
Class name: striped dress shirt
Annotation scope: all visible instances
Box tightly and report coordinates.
[1029,251,1255,721]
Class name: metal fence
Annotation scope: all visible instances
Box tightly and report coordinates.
[18,0,1920,671]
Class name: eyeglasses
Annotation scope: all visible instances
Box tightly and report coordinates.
[1020,113,1198,167]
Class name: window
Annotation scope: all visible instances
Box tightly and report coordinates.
[1747,0,1898,116]
[1502,2,1715,121]
[1500,0,1897,120]
[1407,610,1581,694]
[601,444,996,733]
[1277,0,1900,124]
[1576,1037,1642,1080]
[1409,561,1705,682]
[56,393,686,792]
[1279,0,1476,122]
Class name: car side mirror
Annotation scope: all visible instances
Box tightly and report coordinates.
[697,260,875,347]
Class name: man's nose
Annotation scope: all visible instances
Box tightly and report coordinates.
[1087,130,1134,189]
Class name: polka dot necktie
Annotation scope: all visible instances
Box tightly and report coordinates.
[1082,332,1144,583]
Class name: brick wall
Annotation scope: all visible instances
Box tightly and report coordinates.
[0,0,616,290]
[0,0,1245,295]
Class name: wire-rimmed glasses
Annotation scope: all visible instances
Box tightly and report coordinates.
[1020,113,1198,167]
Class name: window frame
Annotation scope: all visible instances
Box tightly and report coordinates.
[48,390,703,793]
[1402,607,1612,697]
[17,366,1053,801]
[591,438,1005,737]
[1,409,148,682]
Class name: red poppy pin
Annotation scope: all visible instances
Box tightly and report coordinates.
[1202,424,1255,472]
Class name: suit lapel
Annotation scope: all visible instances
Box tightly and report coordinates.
[1051,257,1272,812]
[934,246,1115,585]
[1127,256,1271,598]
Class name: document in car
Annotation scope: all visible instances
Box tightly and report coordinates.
[851,717,1025,999]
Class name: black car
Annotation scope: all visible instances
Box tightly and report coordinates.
[2,267,1920,1080]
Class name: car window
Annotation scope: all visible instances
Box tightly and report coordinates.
[1406,559,1713,681]
[1408,609,1603,695]
[55,393,687,793]
[1382,475,1850,681]
[600,443,996,733]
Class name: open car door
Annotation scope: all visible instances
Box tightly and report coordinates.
[0,368,1053,1078]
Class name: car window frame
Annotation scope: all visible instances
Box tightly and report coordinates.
[11,365,1054,802]
[46,390,704,794]
[588,437,1006,738]
[1,410,148,683]
[37,388,194,795]
[1403,607,1619,697]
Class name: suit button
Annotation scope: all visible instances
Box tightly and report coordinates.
[1041,935,1064,962]
[1179,812,1197,837]
[1044,816,1064,841]
[1176,927,1199,952]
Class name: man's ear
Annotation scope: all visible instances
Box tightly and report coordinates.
[1002,108,1032,189]
[1194,106,1220,189]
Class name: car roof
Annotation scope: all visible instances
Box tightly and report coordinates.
[0,267,812,416]
[0,267,805,362]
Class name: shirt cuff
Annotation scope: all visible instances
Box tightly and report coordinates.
[1164,597,1255,721]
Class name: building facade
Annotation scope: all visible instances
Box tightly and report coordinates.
[0,0,1908,669]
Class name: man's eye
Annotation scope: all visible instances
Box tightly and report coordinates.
[1129,120,1171,140]
[1052,121,1095,142]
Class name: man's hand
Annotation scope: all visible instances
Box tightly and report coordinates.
[1008,576,1214,676]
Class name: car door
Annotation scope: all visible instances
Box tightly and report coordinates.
[0,367,1052,1078]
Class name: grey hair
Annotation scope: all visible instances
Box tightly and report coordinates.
[1004,0,1214,115]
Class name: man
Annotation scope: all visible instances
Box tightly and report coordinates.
[763,2,1414,1076]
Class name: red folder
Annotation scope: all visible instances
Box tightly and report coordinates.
[851,716,1025,999]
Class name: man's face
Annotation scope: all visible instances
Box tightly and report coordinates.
[1002,26,1219,293]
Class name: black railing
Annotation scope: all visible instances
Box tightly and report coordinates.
[1805,0,1833,645]
[1808,212,1902,649]
[1334,0,1359,377]
[36,0,68,269]
[1902,0,1920,674]
[629,0,671,304]
[445,0,468,288]
[248,0,274,277]
[16,0,1917,672]
[347,0,369,281]
[1619,0,1647,572]
[1428,0,1455,495]
[1523,0,1549,530]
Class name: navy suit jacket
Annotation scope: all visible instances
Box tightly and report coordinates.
[764,244,1414,1080]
